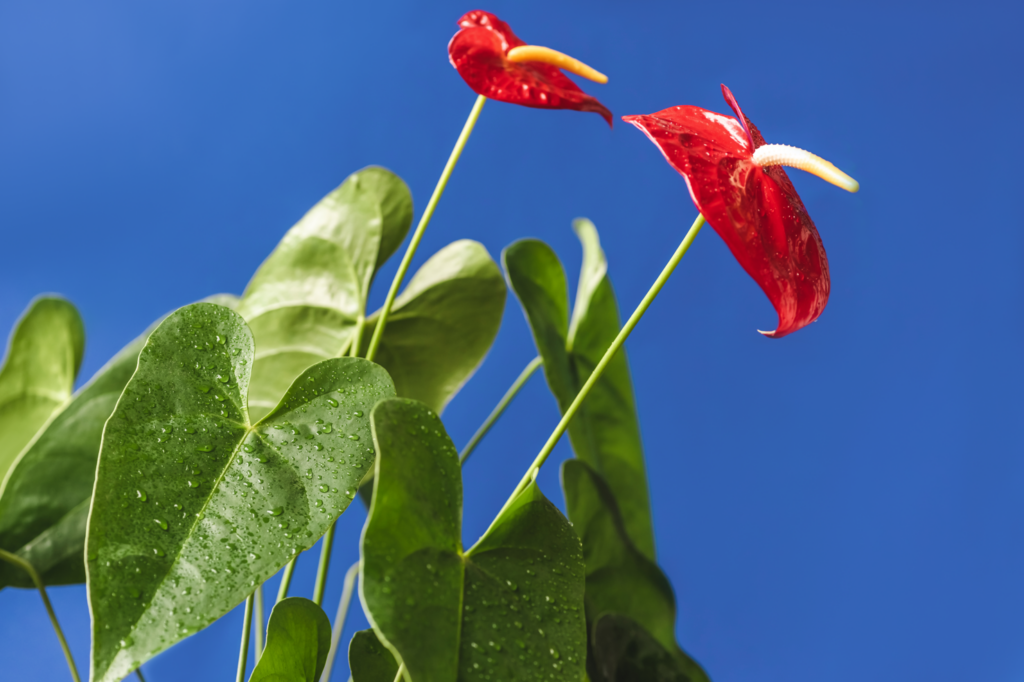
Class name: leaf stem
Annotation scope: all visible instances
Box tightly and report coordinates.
[365,94,487,362]
[276,558,297,603]
[312,522,336,606]
[254,583,265,659]
[393,662,407,682]
[0,549,80,682]
[491,214,705,523]
[320,561,360,682]
[236,592,255,682]
[459,356,543,466]
[135,668,147,682]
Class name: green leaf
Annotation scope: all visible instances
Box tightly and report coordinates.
[349,629,399,682]
[87,302,395,682]
[0,327,149,589]
[361,398,585,681]
[357,240,506,414]
[591,614,696,682]
[562,460,708,682]
[237,166,413,421]
[503,219,655,559]
[0,296,84,482]
[249,597,332,682]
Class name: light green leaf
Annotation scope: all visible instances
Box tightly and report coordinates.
[591,614,695,682]
[87,302,395,682]
[361,398,585,681]
[357,240,506,413]
[0,296,84,483]
[249,597,332,682]
[349,629,399,682]
[237,167,412,421]
[562,460,708,682]
[503,219,655,559]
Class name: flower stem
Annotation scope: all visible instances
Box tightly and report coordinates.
[489,214,705,526]
[236,592,255,682]
[460,356,543,466]
[135,669,147,682]
[253,583,265,659]
[0,549,80,682]
[276,558,297,603]
[365,94,487,362]
[320,561,360,682]
[394,662,407,682]
[311,522,336,606]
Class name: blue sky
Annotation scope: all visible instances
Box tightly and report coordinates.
[1,1,1022,680]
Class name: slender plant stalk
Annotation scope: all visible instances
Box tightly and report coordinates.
[312,522,336,606]
[460,356,543,466]
[0,549,80,682]
[135,669,147,682]
[393,663,407,682]
[365,94,487,362]
[320,561,360,682]
[236,592,256,682]
[486,214,706,529]
[276,558,297,603]
[254,583,265,659]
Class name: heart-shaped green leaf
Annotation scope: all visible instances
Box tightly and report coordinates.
[591,613,696,682]
[249,597,332,682]
[356,240,506,413]
[237,166,413,421]
[361,398,586,681]
[0,296,84,482]
[0,326,149,589]
[503,219,655,559]
[349,629,399,682]
[86,302,395,682]
[562,460,708,682]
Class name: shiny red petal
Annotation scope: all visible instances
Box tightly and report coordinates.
[623,92,829,337]
[449,11,612,125]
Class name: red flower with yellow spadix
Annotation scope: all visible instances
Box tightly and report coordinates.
[624,86,859,338]
[448,10,612,125]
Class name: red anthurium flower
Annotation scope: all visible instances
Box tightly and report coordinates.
[448,10,612,125]
[624,86,859,338]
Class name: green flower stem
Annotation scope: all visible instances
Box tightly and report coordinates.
[135,669,147,682]
[0,549,80,682]
[276,558,297,603]
[312,522,336,606]
[320,561,360,682]
[236,592,255,682]
[394,662,407,682]
[490,213,706,529]
[254,583,265,659]
[459,356,543,466]
[365,94,487,362]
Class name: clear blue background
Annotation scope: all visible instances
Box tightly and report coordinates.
[1,1,1022,680]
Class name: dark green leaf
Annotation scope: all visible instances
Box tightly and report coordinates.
[0,327,148,589]
[562,460,708,682]
[0,296,84,482]
[87,302,395,682]
[357,239,506,414]
[249,597,332,682]
[349,629,399,682]
[591,614,696,682]
[361,398,586,681]
[237,166,413,420]
[503,220,655,559]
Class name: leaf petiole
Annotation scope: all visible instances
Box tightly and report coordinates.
[459,355,543,466]
[319,561,360,682]
[236,592,255,682]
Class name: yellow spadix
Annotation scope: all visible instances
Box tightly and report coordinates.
[751,144,859,193]
[506,45,608,84]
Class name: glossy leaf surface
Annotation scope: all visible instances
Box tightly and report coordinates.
[449,10,612,125]
[591,614,695,682]
[249,597,331,682]
[349,629,399,682]
[356,240,506,414]
[0,326,149,589]
[562,460,708,682]
[504,220,655,559]
[361,398,586,681]
[0,296,84,482]
[623,85,829,337]
[237,166,413,420]
[87,302,395,682]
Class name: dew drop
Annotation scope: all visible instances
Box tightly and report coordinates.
[198,385,211,394]
[353,411,363,417]
[154,519,169,531]
[326,398,339,408]
[319,484,329,493]
[136,490,148,502]
[268,506,284,516]
[197,445,213,452]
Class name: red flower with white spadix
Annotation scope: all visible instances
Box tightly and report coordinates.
[624,85,859,337]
